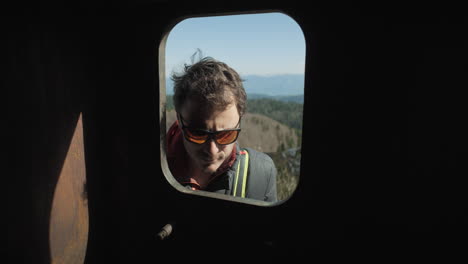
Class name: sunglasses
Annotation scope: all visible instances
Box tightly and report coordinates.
[178,113,241,145]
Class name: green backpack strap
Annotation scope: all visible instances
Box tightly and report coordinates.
[233,149,249,198]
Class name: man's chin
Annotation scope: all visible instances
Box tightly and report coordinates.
[202,167,218,175]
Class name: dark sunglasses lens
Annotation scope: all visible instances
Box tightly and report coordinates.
[215,130,239,145]
[185,128,208,144]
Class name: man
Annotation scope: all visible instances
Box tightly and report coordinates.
[166,57,277,202]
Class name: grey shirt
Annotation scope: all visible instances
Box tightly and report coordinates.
[205,144,278,202]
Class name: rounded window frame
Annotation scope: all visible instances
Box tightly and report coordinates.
[158,10,306,207]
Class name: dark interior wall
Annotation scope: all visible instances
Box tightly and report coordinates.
[7,11,87,263]
[8,2,467,263]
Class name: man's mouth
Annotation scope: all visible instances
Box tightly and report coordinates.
[199,152,225,164]
[200,156,216,163]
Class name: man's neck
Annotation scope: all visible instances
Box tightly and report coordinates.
[188,160,213,190]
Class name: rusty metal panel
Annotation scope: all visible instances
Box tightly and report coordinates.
[49,114,88,264]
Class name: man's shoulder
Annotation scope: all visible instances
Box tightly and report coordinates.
[240,147,277,202]
[241,147,275,169]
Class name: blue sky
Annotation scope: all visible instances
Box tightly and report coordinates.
[164,12,306,77]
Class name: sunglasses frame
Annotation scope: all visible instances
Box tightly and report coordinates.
[178,113,242,145]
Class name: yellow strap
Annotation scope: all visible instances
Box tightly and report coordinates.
[233,150,249,198]
[233,159,241,196]
[241,151,249,198]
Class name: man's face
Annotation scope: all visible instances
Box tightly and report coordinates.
[179,99,240,175]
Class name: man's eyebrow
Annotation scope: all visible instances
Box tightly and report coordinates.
[192,122,239,132]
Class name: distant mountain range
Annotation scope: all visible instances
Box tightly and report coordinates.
[247,93,304,104]
[241,74,304,96]
[165,73,304,100]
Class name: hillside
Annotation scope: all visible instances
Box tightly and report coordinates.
[267,147,301,201]
[246,98,303,131]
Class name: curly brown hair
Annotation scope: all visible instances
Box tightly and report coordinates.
[171,56,247,116]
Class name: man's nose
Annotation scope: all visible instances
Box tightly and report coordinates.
[206,138,220,154]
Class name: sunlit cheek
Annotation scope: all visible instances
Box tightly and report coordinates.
[218,144,234,160]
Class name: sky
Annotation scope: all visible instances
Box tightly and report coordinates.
[164,12,306,77]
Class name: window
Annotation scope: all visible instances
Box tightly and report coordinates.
[159,12,305,205]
